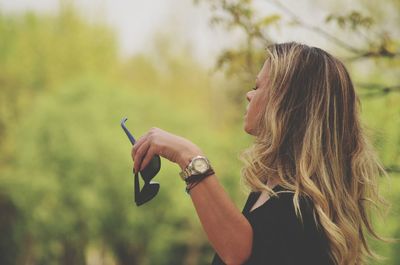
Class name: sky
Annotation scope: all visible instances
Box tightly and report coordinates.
[0,0,330,68]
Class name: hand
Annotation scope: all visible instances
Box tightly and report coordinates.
[131,127,204,174]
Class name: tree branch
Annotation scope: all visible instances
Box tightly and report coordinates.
[386,165,400,174]
[268,0,363,54]
[267,0,400,61]
[357,84,400,98]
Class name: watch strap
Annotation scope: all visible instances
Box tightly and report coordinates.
[179,167,196,180]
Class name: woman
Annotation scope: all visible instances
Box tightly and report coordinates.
[131,42,389,265]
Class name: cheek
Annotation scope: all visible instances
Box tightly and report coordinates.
[252,99,263,116]
[253,101,266,128]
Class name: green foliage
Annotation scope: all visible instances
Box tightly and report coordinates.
[326,11,374,30]
[0,7,117,151]
[0,4,252,264]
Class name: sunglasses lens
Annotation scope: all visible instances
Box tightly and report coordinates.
[135,182,160,206]
[140,155,161,182]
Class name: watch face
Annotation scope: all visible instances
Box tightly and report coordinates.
[193,158,209,173]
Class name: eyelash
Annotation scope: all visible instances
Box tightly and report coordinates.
[252,87,258,90]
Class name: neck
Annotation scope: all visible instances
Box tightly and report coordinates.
[266,178,280,188]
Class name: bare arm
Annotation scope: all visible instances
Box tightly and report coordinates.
[129,128,253,264]
[178,152,253,265]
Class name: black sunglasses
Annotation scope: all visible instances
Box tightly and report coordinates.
[120,117,161,206]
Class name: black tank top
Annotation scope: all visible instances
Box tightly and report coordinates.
[211,185,334,265]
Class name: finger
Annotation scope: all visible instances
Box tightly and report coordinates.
[140,145,156,172]
[131,133,149,161]
[134,140,151,174]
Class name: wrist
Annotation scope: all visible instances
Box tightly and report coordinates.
[178,148,204,171]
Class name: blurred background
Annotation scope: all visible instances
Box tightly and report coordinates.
[0,0,398,264]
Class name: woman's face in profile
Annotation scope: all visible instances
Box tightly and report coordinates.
[244,60,269,136]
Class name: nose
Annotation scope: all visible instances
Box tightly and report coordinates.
[246,91,253,102]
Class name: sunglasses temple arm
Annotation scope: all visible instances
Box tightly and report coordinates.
[121,125,136,145]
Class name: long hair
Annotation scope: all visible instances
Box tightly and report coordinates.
[239,42,391,265]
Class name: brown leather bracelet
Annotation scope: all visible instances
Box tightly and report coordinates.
[185,171,214,194]
[184,169,215,185]
[185,181,199,194]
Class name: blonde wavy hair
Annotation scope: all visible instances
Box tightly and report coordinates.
[239,42,392,265]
